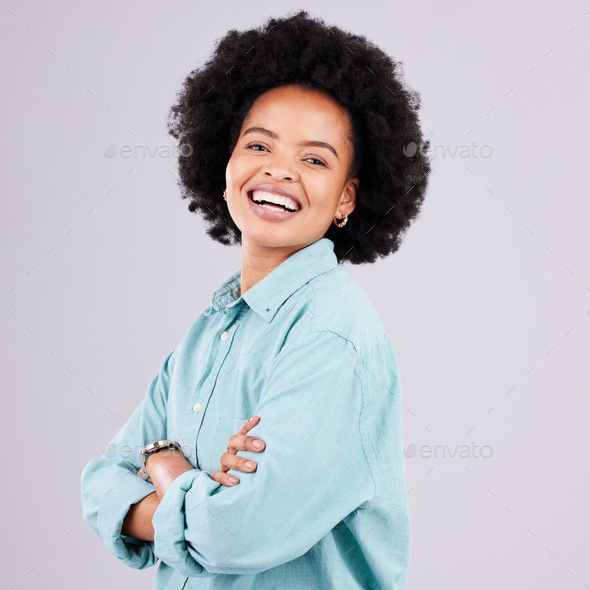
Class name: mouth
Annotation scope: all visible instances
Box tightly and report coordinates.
[246,189,302,221]
[247,190,301,213]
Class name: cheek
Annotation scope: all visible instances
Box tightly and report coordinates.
[309,182,340,213]
[226,153,257,184]
[226,154,240,178]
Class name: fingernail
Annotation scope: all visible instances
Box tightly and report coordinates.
[248,417,254,422]
[253,440,262,449]
[245,461,255,469]
[229,476,238,484]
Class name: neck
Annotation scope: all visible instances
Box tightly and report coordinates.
[240,238,309,296]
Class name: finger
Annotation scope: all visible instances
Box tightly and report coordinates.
[236,415,260,436]
[220,450,258,473]
[210,469,240,487]
[228,433,266,453]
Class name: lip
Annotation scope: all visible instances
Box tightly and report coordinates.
[247,184,302,210]
[247,190,301,221]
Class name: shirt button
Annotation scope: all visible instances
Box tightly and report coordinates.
[220,330,229,341]
[193,402,202,413]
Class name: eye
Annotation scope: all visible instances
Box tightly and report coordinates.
[245,143,327,167]
[245,142,269,152]
[305,156,327,167]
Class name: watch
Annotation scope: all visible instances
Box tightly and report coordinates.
[138,440,182,483]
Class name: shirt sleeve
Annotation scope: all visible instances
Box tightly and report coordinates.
[80,349,177,570]
[151,327,376,576]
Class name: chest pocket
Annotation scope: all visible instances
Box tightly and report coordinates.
[214,417,249,442]
[197,417,249,475]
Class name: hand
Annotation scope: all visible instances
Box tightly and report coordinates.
[211,416,266,487]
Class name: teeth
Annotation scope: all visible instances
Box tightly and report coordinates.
[251,190,300,211]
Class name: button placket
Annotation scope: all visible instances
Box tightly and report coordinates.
[182,316,241,471]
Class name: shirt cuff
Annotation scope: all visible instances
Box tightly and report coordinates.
[97,469,158,569]
[152,469,219,576]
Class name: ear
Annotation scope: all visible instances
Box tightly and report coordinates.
[338,178,359,215]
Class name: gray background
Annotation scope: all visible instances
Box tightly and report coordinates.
[2,1,589,589]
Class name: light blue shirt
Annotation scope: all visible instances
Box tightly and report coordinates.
[81,237,411,589]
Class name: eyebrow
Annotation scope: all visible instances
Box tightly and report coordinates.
[242,126,339,159]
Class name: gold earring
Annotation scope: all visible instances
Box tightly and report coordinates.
[334,210,348,228]
[223,189,227,201]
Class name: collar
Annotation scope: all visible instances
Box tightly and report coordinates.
[211,238,339,323]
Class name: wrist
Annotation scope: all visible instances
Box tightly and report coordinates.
[146,451,194,499]
[138,440,183,483]
[145,449,191,473]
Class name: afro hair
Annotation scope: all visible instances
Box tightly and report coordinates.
[167,9,431,264]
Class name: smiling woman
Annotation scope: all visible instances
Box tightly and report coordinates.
[224,84,360,283]
[81,9,431,590]
[167,10,430,266]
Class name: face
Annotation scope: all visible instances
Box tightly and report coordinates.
[225,84,359,257]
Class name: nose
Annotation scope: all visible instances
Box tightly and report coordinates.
[263,154,296,181]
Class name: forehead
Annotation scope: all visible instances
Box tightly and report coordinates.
[242,85,352,141]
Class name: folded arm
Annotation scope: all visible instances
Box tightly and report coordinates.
[120,448,196,542]
[152,328,375,577]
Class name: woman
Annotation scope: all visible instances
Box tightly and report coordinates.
[81,10,431,590]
